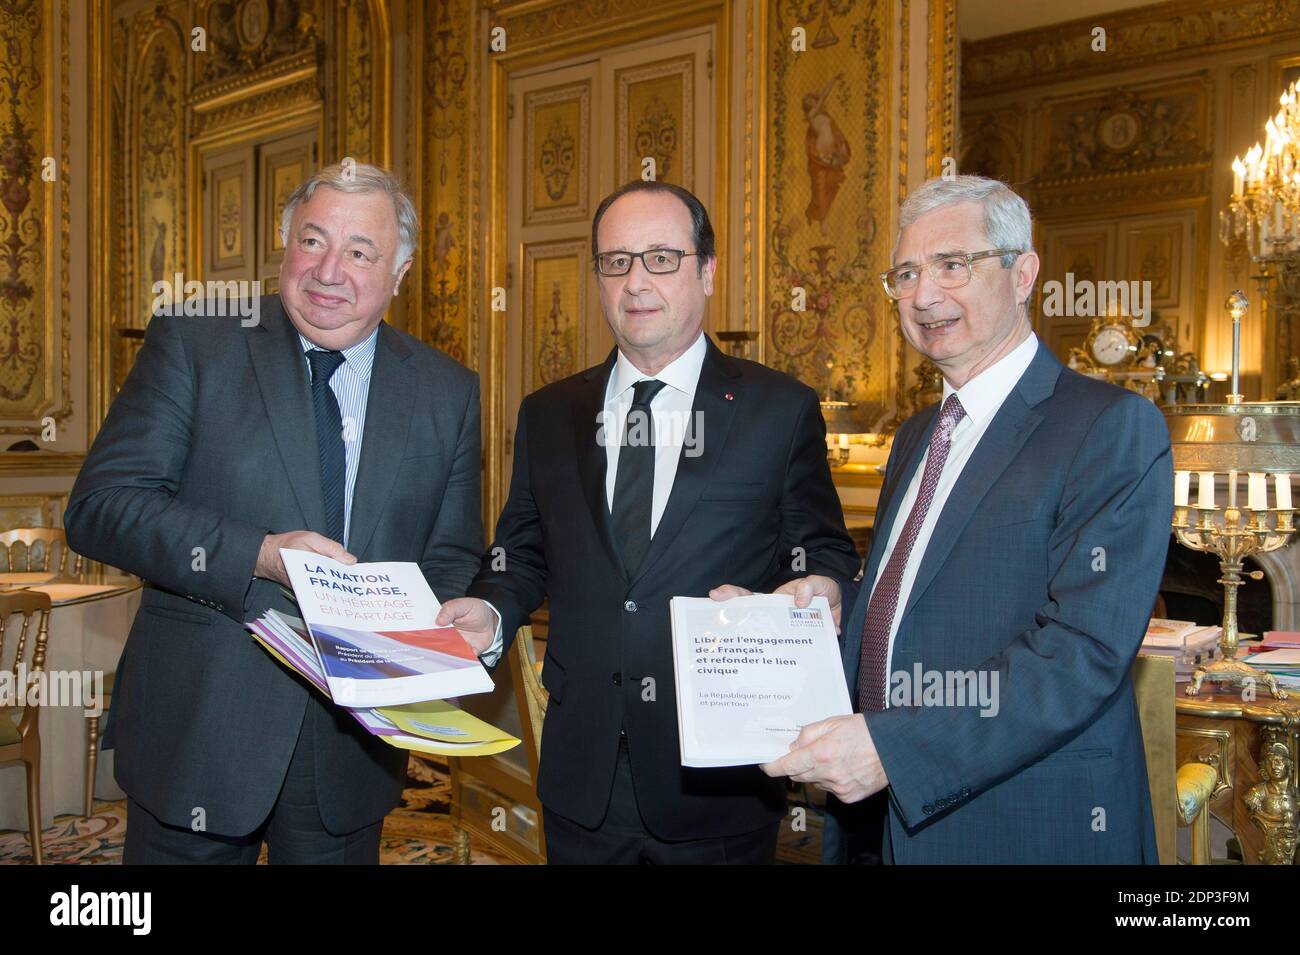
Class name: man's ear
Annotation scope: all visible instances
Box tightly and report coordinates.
[394,256,414,294]
[1015,251,1040,308]
[701,255,718,297]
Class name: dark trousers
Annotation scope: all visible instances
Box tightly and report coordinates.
[123,696,384,864]
[543,736,780,864]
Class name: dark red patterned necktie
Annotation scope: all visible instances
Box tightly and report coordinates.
[857,393,966,712]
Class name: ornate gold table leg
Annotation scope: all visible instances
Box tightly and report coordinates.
[1244,729,1299,864]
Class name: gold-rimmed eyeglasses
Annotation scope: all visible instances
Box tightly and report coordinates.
[880,248,1022,300]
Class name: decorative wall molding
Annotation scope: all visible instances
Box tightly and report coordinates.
[963,0,1300,98]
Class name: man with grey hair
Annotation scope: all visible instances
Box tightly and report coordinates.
[67,162,485,863]
[759,174,1173,863]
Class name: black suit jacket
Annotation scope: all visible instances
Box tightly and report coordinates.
[65,295,483,837]
[468,335,860,840]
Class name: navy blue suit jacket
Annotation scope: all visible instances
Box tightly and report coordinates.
[825,341,1172,864]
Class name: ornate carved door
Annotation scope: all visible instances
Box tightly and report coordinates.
[501,30,715,486]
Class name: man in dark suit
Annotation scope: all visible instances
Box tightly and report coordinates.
[65,163,484,863]
[761,175,1173,863]
[437,181,860,864]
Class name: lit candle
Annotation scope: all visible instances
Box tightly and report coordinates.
[1198,471,1216,508]
[1248,472,1267,510]
[1232,157,1244,198]
[1277,474,1293,510]
[1228,469,1238,507]
[1174,470,1191,507]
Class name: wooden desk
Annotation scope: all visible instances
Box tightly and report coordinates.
[1176,690,1300,864]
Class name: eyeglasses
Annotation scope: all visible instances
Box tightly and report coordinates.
[594,249,702,276]
[880,248,1022,299]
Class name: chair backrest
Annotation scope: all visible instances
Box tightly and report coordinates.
[509,625,548,763]
[0,590,53,741]
[0,527,80,575]
[1132,652,1177,866]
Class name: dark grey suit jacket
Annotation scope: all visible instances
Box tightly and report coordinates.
[65,295,482,837]
[825,341,1172,864]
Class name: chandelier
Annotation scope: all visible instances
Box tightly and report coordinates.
[1220,78,1300,257]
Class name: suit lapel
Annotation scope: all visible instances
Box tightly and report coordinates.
[248,295,324,533]
[897,345,1061,624]
[633,337,741,585]
[573,349,625,577]
[346,323,416,558]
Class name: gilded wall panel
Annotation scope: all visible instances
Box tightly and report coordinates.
[524,82,589,225]
[523,241,588,392]
[1037,81,1210,181]
[0,0,58,427]
[963,0,1300,98]
[197,0,321,86]
[342,0,374,162]
[420,0,472,366]
[960,106,1025,185]
[1127,225,1182,308]
[615,57,692,188]
[134,23,185,332]
[765,0,895,431]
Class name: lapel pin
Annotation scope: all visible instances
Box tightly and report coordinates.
[724,392,734,401]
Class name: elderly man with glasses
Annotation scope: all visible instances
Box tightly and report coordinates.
[763,174,1174,864]
[67,162,484,864]
[438,179,860,864]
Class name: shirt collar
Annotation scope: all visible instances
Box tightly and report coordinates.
[607,331,708,405]
[299,327,380,380]
[941,332,1039,428]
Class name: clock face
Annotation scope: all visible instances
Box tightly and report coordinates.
[1092,327,1132,366]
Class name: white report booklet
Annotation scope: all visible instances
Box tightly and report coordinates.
[669,593,852,767]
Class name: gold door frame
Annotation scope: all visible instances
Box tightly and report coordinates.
[483,0,734,520]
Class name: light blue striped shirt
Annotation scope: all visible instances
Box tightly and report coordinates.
[300,329,378,549]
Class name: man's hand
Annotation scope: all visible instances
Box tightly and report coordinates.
[710,574,843,635]
[436,597,499,656]
[775,575,843,634]
[255,531,355,587]
[760,713,887,803]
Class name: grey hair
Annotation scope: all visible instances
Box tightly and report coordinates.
[278,162,419,275]
[897,175,1033,266]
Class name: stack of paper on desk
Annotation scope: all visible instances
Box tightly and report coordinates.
[1242,648,1300,690]
[247,550,517,757]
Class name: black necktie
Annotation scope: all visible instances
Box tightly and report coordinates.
[307,349,347,545]
[611,378,668,576]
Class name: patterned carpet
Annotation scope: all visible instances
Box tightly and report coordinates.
[0,756,822,864]
[0,755,510,865]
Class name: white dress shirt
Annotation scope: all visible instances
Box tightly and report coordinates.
[602,331,708,533]
[480,332,708,666]
[869,332,1039,698]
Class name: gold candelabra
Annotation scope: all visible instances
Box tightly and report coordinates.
[1165,293,1300,699]
[1172,494,1295,699]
